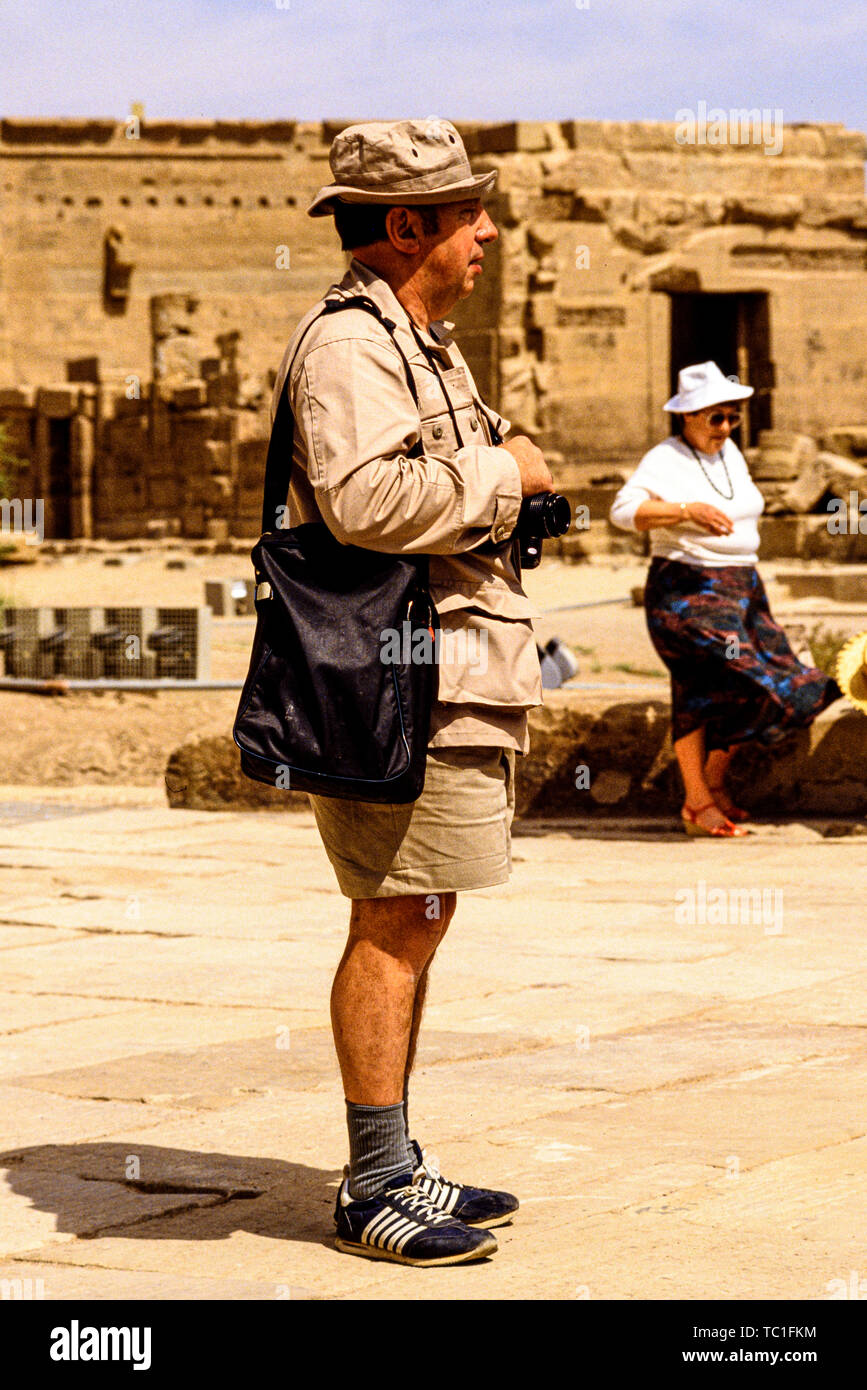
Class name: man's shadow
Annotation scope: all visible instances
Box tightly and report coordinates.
[0,1142,342,1250]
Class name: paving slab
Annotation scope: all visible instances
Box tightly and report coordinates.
[0,1006,322,1079]
[0,1084,180,1151]
[704,971,867,1027]
[0,935,337,1009]
[0,1260,301,1300]
[0,1169,223,1258]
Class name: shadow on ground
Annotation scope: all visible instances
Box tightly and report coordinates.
[0,1143,342,1249]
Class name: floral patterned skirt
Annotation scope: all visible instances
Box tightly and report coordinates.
[644,557,841,751]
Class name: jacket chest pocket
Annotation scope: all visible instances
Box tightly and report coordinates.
[416,364,490,456]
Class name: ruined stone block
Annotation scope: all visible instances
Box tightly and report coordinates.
[634,194,689,226]
[541,152,633,192]
[155,337,201,385]
[724,195,803,227]
[784,127,827,158]
[463,122,565,155]
[66,357,101,384]
[172,380,208,409]
[821,127,867,160]
[611,220,672,255]
[558,121,623,151]
[823,427,867,459]
[36,386,78,417]
[757,516,808,557]
[803,514,847,559]
[753,431,818,480]
[622,121,682,152]
[815,451,867,497]
[801,196,867,229]
[760,463,830,515]
[0,386,35,409]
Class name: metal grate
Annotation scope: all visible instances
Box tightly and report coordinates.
[0,606,212,681]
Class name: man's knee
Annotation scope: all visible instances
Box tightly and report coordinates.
[348,892,454,969]
[422,890,456,933]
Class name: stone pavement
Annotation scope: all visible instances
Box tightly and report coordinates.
[0,786,865,1301]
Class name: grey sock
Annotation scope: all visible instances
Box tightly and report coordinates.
[403,1075,412,1149]
[346,1101,413,1201]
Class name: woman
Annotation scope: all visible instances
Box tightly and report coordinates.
[610,361,841,837]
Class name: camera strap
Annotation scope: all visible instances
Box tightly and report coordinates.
[406,320,466,452]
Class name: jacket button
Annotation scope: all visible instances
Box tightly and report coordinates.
[432,423,444,439]
[470,417,479,431]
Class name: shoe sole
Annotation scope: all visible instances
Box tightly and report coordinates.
[334,1234,497,1266]
[461,1211,516,1229]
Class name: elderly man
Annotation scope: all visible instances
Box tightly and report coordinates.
[273,119,552,1265]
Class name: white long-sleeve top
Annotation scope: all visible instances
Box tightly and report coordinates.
[609,435,765,566]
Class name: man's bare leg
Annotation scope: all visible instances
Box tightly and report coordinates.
[405,891,456,1081]
[331,893,453,1105]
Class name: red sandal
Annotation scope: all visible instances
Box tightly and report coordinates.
[681,800,749,838]
[707,783,750,823]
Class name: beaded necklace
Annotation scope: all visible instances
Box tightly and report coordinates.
[685,438,734,501]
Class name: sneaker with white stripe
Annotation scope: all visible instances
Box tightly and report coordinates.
[410,1141,519,1228]
[333,1172,497,1266]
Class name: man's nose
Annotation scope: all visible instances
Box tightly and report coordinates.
[477,208,498,242]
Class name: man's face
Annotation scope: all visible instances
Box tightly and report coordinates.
[416,199,498,318]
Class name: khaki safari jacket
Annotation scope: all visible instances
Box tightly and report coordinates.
[271,258,543,753]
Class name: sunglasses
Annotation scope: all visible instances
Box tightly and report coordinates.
[701,410,742,427]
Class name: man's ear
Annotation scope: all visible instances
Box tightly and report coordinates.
[384,206,424,255]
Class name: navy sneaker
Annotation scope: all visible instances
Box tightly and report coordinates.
[333,1172,497,1266]
[410,1141,519,1228]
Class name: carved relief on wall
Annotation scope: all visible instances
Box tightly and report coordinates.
[103,225,134,311]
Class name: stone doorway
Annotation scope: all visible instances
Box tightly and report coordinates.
[669,292,774,446]
[46,417,72,538]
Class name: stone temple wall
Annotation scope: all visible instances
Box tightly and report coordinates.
[1,117,865,538]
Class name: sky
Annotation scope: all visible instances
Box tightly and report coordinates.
[0,0,864,130]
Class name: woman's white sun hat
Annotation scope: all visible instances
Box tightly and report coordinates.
[664,361,754,413]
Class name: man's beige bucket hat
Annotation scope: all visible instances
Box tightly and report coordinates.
[307,119,497,217]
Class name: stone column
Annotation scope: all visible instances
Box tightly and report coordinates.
[70,408,95,538]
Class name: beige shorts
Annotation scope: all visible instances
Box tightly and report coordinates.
[308,746,516,899]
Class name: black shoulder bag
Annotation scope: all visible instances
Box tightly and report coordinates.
[232,296,439,803]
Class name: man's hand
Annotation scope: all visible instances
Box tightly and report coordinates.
[499,436,555,498]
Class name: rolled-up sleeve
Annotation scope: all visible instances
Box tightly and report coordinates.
[293,333,522,555]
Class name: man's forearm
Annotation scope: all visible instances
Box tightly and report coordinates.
[315,445,522,554]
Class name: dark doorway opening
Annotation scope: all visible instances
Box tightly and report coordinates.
[46,418,72,537]
[669,292,774,446]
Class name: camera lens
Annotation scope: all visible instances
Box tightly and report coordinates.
[520,492,572,537]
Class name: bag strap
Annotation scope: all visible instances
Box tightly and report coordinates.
[261,294,420,534]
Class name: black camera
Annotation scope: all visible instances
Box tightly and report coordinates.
[516,492,572,569]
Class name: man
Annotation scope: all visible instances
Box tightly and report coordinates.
[273,119,552,1265]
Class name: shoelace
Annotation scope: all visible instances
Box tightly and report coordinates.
[392,1184,455,1225]
[418,1150,468,1199]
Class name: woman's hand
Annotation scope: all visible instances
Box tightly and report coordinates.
[632,499,733,534]
[684,502,734,536]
